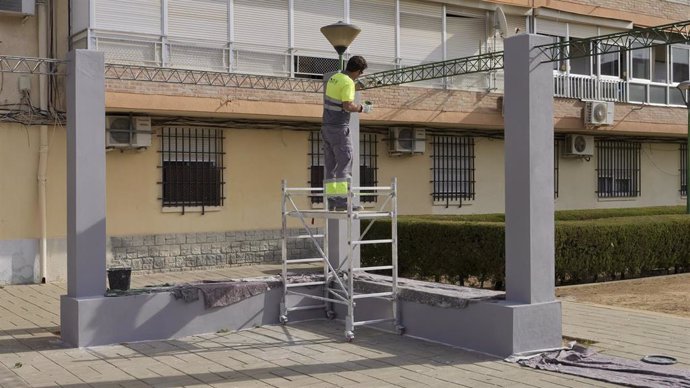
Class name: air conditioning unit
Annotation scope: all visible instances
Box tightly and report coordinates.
[584,100,614,126]
[0,0,35,15]
[564,134,594,157]
[389,128,426,154]
[105,116,152,148]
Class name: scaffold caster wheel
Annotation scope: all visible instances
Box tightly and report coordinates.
[279,315,288,325]
[326,310,336,320]
[345,331,355,342]
[395,325,406,336]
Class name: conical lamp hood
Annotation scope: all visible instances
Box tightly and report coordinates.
[320,21,361,55]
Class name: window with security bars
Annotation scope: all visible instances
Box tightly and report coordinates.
[159,127,225,210]
[308,131,378,204]
[430,135,475,206]
[681,143,687,197]
[295,56,340,79]
[554,139,561,198]
[596,140,641,198]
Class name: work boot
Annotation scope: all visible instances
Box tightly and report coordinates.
[328,197,363,212]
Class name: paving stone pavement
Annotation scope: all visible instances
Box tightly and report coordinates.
[0,265,688,387]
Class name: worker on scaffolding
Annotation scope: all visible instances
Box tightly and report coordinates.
[322,55,372,211]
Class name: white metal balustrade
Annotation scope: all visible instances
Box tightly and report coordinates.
[553,72,626,102]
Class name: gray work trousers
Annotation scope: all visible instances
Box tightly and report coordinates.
[321,124,352,192]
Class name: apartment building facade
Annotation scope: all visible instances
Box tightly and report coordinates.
[0,0,688,284]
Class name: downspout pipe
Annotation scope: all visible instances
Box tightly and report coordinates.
[37,0,49,283]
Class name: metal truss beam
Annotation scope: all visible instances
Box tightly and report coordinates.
[358,51,504,90]
[0,55,65,75]
[535,19,690,63]
[104,63,324,93]
[360,20,689,89]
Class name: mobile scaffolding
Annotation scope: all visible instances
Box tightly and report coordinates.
[280,178,403,342]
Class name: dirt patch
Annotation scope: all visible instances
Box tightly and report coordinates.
[556,273,690,318]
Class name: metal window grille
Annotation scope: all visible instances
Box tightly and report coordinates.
[430,135,475,206]
[554,139,561,198]
[360,133,379,203]
[681,143,687,196]
[159,127,225,211]
[308,131,378,204]
[308,131,325,204]
[294,55,340,79]
[596,140,641,198]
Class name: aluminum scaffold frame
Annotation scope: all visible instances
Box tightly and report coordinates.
[280,178,403,342]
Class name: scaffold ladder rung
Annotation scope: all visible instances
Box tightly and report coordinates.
[351,239,394,245]
[287,234,325,239]
[285,258,323,264]
[287,304,327,312]
[352,292,394,300]
[286,290,349,305]
[353,265,394,272]
[354,318,396,327]
[286,281,326,288]
[354,212,392,219]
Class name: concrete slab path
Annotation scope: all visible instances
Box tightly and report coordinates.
[1,265,687,387]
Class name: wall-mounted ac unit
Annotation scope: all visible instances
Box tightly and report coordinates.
[564,134,594,157]
[0,0,35,15]
[105,116,152,148]
[584,100,614,126]
[389,128,425,155]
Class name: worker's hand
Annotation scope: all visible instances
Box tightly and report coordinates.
[362,101,373,113]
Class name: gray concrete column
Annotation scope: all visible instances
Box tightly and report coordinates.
[65,49,106,298]
[504,34,555,304]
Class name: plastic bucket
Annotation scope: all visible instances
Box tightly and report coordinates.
[107,267,132,291]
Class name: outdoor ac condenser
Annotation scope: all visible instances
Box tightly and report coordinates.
[105,116,152,149]
[0,0,34,15]
[584,101,614,126]
[389,128,426,155]
[564,134,594,157]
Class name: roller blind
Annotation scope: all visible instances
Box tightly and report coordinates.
[168,0,228,42]
[349,0,396,60]
[94,0,161,35]
[293,0,344,55]
[234,0,288,49]
[446,15,484,60]
[399,0,442,64]
[536,18,566,36]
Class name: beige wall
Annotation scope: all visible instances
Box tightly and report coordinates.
[106,127,312,236]
[0,124,40,239]
[0,124,66,240]
[1,123,686,238]
[557,143,684,210]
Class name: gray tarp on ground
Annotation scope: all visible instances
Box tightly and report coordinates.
[515,344,690,387]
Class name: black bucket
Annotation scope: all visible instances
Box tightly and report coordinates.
[107,267,132,291]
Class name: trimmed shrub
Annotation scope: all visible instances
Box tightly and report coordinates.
[361,211,690,287]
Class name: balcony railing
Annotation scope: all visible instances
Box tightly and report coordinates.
[553,73,626,102]
[89,31,686,106]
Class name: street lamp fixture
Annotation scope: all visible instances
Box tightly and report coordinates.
[677,80,690,214]
[320,21,361,71]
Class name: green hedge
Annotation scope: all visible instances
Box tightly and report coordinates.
[361,212,690,287]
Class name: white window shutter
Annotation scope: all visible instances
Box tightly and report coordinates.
[168,0,228,42]
[399,0,443,65]
[349,0,396,62]
[293,0,344,57]
[94,0,161,35]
